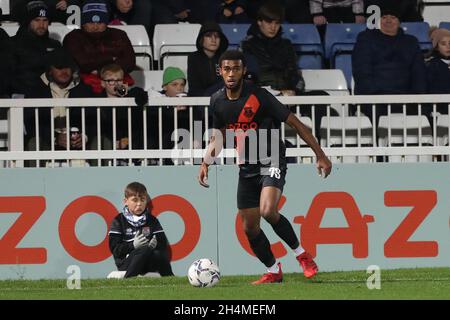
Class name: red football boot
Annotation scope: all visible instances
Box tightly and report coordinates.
[297,252,318,278]
[251,262,283,284]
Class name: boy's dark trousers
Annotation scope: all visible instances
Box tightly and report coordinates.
[119,247,174,278]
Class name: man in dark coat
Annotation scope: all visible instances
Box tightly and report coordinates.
[352,2,427,119]
[0,28,13,98]
[63,0,136,93]
[10,0,62,95]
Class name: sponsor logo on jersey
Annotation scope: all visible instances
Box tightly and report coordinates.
[227,122,258,131]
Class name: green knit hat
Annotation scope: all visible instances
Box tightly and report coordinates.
[162,67,186,87]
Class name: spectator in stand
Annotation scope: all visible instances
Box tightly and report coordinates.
[240,1,333,140]
[240,1,304,95]
[310,0,365,40]
[310,0,365,25]
[10,0,62,95]
[427,28,450,95]
[216,0,251,24]
[108,0,153,35]
[63,0,136,94]
[22,47,96,166]
[148,67,201,164]
[96,63,148,163]
[352,2,427,120]
[426,28,450,115]
[188,21,229,97]
[11,0,82,25]
[0,27,13,98]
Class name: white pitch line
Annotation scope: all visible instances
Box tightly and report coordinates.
[0,278,449,291]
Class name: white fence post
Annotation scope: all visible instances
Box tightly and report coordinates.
[8,107,24,168]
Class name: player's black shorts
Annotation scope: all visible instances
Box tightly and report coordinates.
[237,167,287,209]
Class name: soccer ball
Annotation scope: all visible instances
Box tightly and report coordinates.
[187,258,220,288]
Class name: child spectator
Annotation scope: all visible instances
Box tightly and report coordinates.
[426,28,450,97]
[109,182,174,278]
[148,67,201,164]
[188,21,229,97]
[96,63,148,161]
[425,27,450,120]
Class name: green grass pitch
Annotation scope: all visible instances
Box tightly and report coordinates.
[0,267,449,300]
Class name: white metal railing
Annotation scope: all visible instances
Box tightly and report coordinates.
[0,95,450,167]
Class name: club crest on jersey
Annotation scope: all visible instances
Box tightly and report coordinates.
[243,107,254,118]
[142,226,151,238]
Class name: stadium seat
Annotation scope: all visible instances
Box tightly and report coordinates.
[282,24,323,69]
[378,114,433,162]
[110,25,153,70]
[319,115,374,163]
[284,116,313,146]
[302,69,348,92]
[284,116,314,163]
[302,69,350,116]
[436,114,449,145]
[130,70,164,92]
[0,119,8,168]
[324,23,365,88]
[439,21,450,31]
[401,22,432,52]
[436,114,450,160]
[0,22,19,36]
[0,0,10,15]
[422,2,450,28]
[324,23,366,60]
[334,54,353,90]
[219,23,250,50]
[152,23,201,70]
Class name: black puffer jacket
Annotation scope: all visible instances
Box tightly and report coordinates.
[11,26,62,94]
[187,21,229,96]
[240,23,304,92]
[0,28,13,97]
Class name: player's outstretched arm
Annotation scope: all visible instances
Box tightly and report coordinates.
[198,129,224,188]
[285,113,332,178]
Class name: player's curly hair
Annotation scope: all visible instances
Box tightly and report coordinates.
[219,50,247,67]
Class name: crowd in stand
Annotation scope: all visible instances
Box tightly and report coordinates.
[0,0,449,166]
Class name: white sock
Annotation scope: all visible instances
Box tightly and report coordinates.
[267,262,280,274]
[294,245,305,257]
